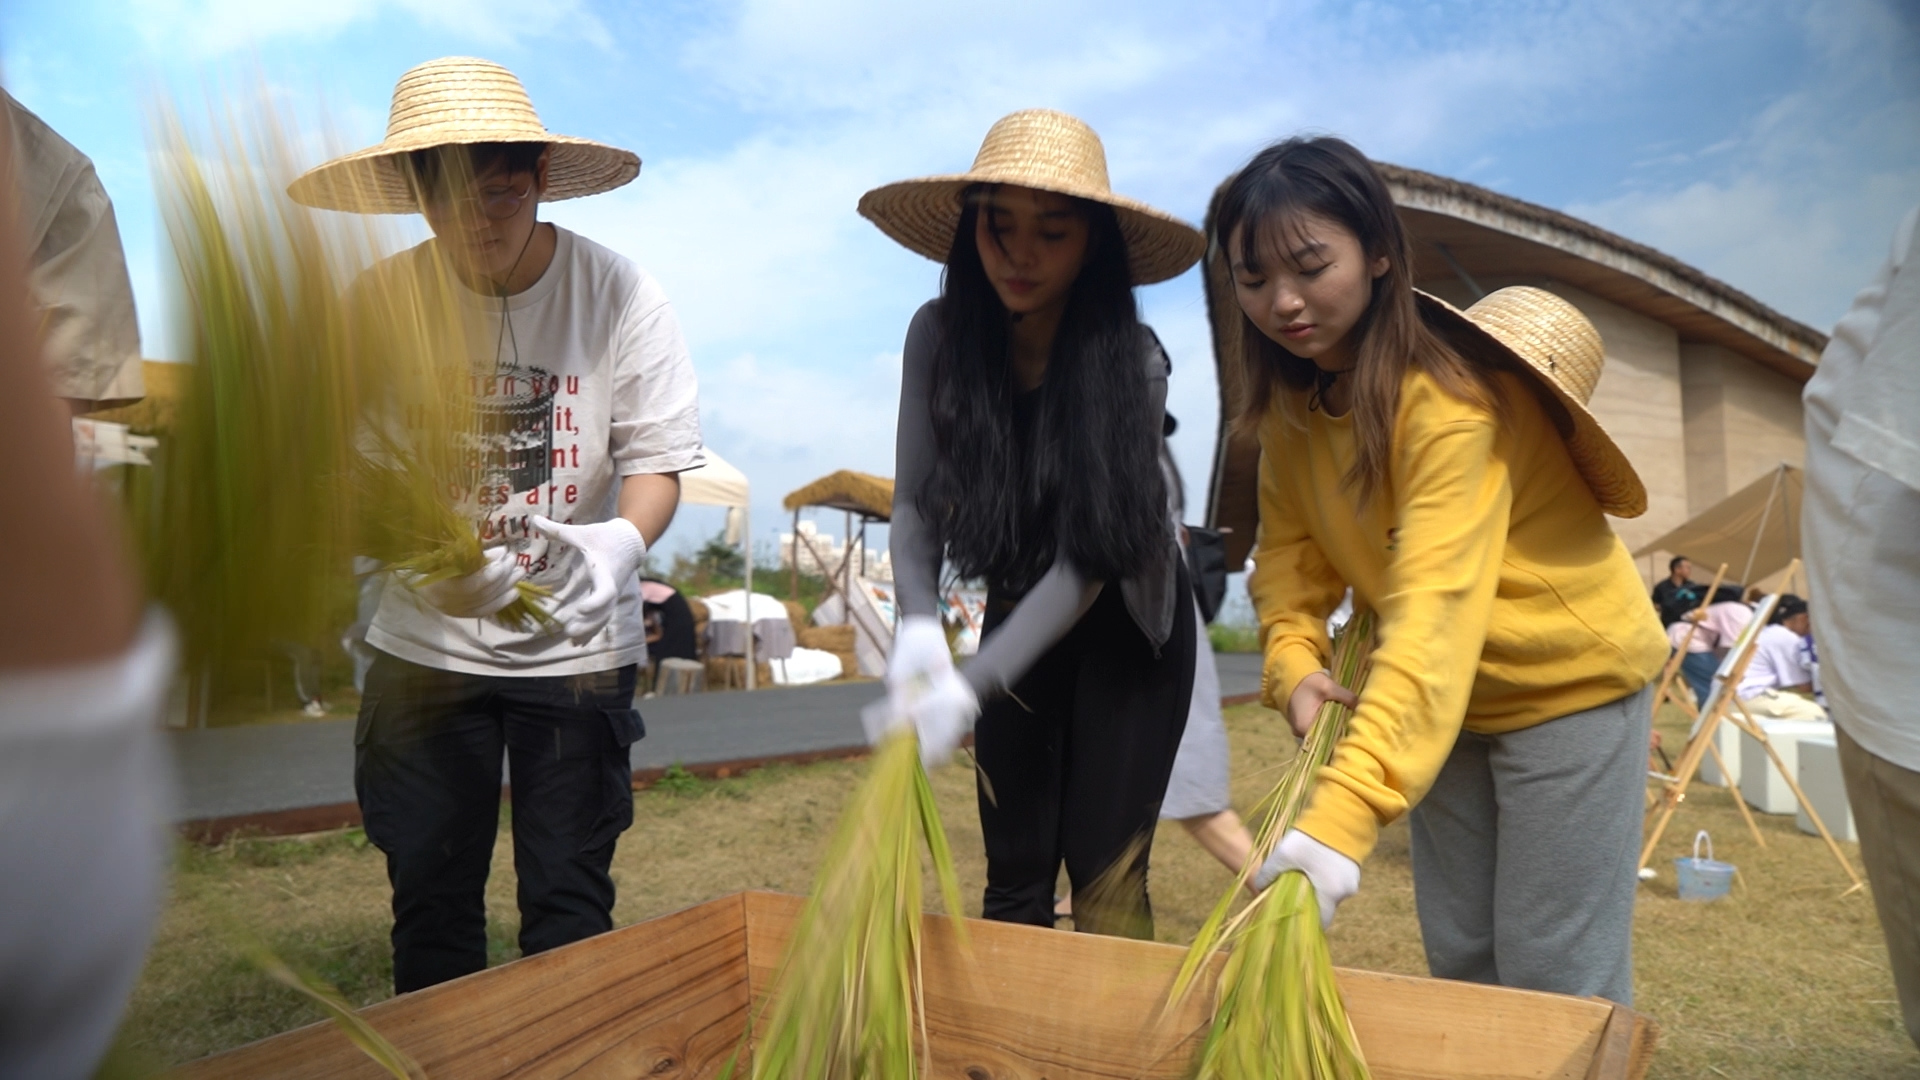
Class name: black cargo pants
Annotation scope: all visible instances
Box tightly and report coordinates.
[353,651,645,992]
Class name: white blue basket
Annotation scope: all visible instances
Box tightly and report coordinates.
[1674,830,1736,902]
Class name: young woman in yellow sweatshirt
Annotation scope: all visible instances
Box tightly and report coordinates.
[1219,137,1668,1005]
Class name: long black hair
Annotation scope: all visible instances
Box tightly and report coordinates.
[921,185,1168,593]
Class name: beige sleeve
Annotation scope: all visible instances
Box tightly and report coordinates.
[6,91,143,403]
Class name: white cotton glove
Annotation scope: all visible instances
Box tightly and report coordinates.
[905,668,979,770]
[407,545,527,619]
[1255,829,1362,929]
[886,614,956,689]
[864,618,978,770]
[529,515,647,646]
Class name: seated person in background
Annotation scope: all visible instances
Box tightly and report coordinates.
[1690,585,1754,659]
[1667,615,1718,709]
[1737,595,1828,722]
[1652,555,1705,628]
[641,578,698,664]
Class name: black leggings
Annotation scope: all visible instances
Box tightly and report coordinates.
[974,564,1195,938]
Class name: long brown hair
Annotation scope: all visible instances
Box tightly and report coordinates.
[1216,137,1503,507]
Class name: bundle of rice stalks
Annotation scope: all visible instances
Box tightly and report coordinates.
[1171,610,1376,1080]
[141,97,546,668]
[722,732,964,1079]
[351,431,552,633]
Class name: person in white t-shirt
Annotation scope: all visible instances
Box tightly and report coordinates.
[1736,594,1826,722]
[287,57,702,993]
[1805,202,1920,1048]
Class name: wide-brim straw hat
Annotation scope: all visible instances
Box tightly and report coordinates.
[288,57,639,214]
[1416,286,1648,518]
[857,109,1204,285]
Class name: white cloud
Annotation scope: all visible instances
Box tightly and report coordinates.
[1569,0,1920,330]
[23,0,1914,559]
[557,0,1920,555]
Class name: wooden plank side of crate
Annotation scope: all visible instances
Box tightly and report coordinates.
[173,893,753,1080]
[1581,1002,1659,1080]
[740,892,1643,1080]
[742,891,1216,1079]
[1336,971,1615,1080]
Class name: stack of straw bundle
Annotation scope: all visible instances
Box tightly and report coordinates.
[723,732,963,1079]
[798,624,859,679]
[1173,610,1376,1080]
[140,98,547,672]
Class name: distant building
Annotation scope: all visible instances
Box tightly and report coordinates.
[778,520,892,582]
[1204,166,1827,584]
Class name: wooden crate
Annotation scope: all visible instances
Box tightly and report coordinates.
[174,891,1655,1079]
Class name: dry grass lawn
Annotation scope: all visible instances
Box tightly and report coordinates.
[120,702,1912,1077]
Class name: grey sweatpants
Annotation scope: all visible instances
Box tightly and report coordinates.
[1409,683,1653,1006]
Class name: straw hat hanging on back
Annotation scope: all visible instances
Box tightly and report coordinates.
[1417,286,1649,518]
[858,109,1205,285]
[288,57,639,214]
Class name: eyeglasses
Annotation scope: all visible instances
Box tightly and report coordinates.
[421,175,537,221]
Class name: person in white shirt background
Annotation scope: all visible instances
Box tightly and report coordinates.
[1734,594,1826,722]
[1803,202,1920,1049]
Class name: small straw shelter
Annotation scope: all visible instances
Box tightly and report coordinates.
[781,469,892,603]
[1634,464,1802,591]
[679,449,760,688]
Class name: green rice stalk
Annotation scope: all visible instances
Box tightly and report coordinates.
[1171,610,1376,1079]
[141,96,550,669]
[721,732,965,1080]
[1069,832,1154,940]
[246,944,427,1080]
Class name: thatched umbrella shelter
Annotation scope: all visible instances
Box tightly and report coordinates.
[780,469,892,602]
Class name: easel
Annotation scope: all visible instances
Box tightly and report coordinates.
[1642,563,1762,843]
[1640,558,1864,896]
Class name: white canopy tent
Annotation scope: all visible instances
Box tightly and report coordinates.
[676,449,761,688]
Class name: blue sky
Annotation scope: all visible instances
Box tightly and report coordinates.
[4,0,1917,566]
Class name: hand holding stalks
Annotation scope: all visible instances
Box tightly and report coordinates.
[530,515,647,645]
[1287,669,1358,738]
[1255,829,1362,928]
[406,545,528,619]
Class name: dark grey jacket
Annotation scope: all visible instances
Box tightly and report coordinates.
[890,300,1180,700]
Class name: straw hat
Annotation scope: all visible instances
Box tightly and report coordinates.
[1417,286,1648,518]
[857,109,1204,285]
[287,57,639,214]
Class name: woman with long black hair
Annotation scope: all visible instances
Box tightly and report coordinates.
[858,110,1206,937]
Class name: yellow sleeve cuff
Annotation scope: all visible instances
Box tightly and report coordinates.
[1294,776,1383,864]
[1261,640,1326,713]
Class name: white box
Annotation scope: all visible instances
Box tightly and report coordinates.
[1795,736,1857,843]
[1695,717,1744,788]
[1740,719,1836,815]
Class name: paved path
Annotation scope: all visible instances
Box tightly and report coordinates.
[171,652,1263,832]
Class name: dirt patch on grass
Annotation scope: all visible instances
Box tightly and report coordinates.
[124,704,1912,1076]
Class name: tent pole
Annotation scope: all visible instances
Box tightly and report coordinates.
[744,502,755,691]
[790,507,800,599]
[1739,465,1785,589]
